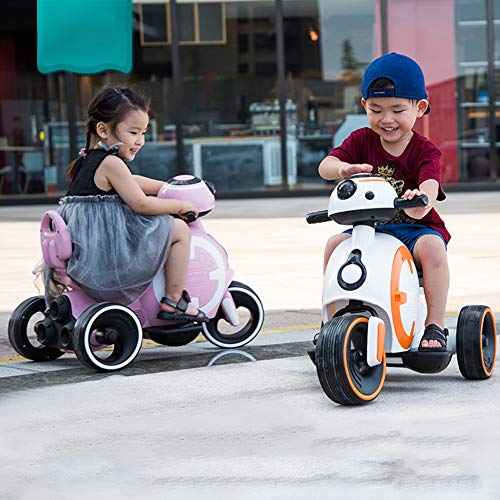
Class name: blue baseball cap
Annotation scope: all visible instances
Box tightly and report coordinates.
[361,52,430,114]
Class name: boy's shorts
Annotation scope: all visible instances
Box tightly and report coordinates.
[344,223,447,253]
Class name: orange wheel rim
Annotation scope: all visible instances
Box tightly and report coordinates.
[342,317,386,401]
[480,308,496,376]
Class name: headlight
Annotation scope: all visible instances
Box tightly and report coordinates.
[337,180,357,200]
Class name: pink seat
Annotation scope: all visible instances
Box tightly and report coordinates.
[40,210,75,286]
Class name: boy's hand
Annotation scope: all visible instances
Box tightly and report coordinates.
[401,188,431,219]
[339,163,373,179]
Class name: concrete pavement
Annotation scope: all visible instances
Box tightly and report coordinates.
[1,349,500,500]
[0,191,499,362]
[1,190,500,312]
[0,191,500,499]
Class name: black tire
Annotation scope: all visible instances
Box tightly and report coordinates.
[316,315,386,405]
[456,305,496,380]
[201,281,264,348]
[147,330,200,347]
[8,296,64,362]
[72,303,143,372]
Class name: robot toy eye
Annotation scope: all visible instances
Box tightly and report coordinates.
[337,180,357,200]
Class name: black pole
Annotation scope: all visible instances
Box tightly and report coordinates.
[64,71,78,161]
[275,0,288,188]
[170,0,185,175]
[380,0,388,54]
[46,74,57,165]
[486,0,497,180]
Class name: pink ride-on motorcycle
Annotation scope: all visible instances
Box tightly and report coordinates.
[8,175,264,372]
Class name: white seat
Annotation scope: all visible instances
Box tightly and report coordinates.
[21,151,45,193]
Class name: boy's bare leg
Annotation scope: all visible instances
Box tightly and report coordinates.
[412,234,450,348]
[311,233,352,346]
[323,233,351,272]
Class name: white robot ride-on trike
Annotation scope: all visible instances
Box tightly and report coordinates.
[307,174,497,405]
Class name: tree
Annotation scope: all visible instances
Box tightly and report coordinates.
[341,39,358,71]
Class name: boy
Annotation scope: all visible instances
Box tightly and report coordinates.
[318,52,450,351]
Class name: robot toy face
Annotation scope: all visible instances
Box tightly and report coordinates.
[158,175,216,213]
[328,174,398,225]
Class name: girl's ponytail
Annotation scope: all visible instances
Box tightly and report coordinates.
[66,130,92,181]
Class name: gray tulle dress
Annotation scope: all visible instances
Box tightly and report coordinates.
[45,149,173,304]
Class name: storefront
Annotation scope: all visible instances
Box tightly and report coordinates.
[0,0,499,199]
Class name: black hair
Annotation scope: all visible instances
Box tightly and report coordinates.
[370,77,394,89]
[67,86,150,181]
[368,77,418,105]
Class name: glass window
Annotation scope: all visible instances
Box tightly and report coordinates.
[175,0,286,192]
[12,0,500,199]
[140,4,169,45]
[199,3,225,42]
[177,1,226,45]
[282,0,375,185]
[178,3,196,42]
[456,0,495,180]
[0,1,48,195]
[386,0,465,184]
[155,0,377,192]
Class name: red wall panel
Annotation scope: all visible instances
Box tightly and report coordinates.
[379,0,458,183]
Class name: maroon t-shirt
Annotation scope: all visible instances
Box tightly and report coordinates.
[328,127,450,243]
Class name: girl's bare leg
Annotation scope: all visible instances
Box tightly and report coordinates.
[160,219,200,316]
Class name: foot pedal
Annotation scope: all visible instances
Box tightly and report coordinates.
[144,322,202,336]
[401,350,453,374]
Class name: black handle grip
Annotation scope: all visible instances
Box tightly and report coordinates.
[306,210,331,224]
[394,195,429,210]
[183,211,197,223]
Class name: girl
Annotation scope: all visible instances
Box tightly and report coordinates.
[51,86,206,322]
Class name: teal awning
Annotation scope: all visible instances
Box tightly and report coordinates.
[37,0,132,74]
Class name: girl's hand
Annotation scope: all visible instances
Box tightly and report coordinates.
[339,163,373,179]
[402,188,431,219]
[178,201,199,219]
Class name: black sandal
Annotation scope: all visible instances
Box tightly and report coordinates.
[307,348,316,365]
[418,324,448,352]
[157,290,208,322]
[307,332,321,365]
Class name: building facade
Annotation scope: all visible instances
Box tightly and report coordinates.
[0,0,499,198]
